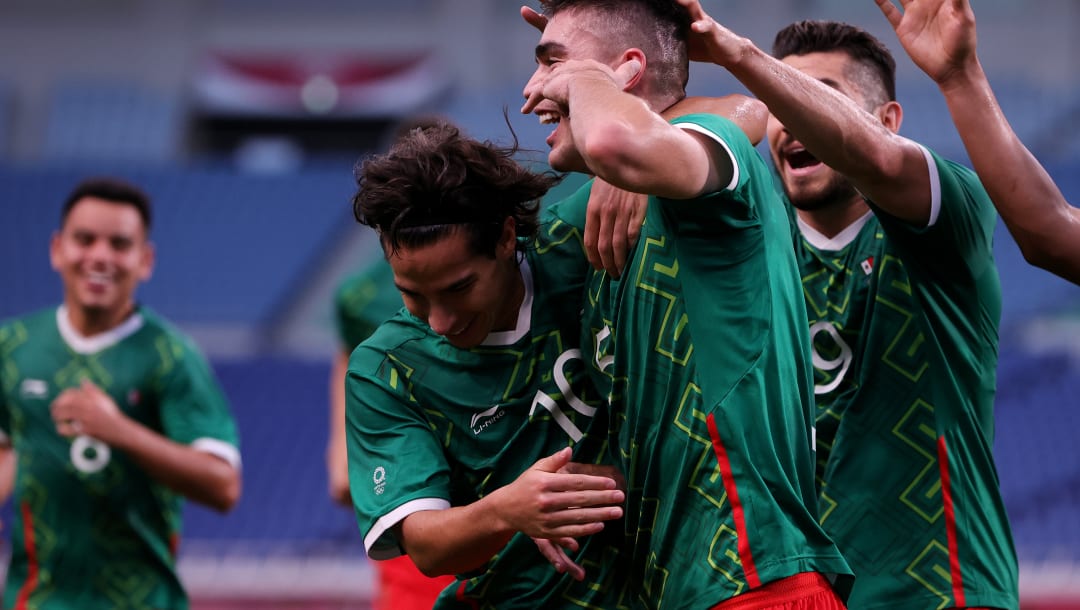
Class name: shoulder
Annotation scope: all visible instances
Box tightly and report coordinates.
[0,307,56,348]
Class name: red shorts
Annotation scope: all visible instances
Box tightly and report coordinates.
[375,555,456,610]
[710,572,846,610]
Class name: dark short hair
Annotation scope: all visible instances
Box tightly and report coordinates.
[352,122,560,259]
[540,0,691,101]
[61,177,153,232]
[772,20,897,106]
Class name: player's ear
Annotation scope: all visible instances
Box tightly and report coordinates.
[496,216,517,259]
[138,241,155,282]
[615,49,645,91]
[878,100,903,134]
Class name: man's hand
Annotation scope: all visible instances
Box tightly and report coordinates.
[676,0,752,67]
[488,447,624,540]
[522,59,641,116]
[876,0,978,87]
[50,379,126,444]
[521,5,547,32]
[585,180,646,278]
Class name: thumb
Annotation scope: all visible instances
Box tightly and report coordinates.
[534,446,573,473]
[614,59,642,89]
[80,378,102,394]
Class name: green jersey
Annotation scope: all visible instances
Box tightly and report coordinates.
[0,306,240,610]
[582,114,851,609]
[796,146,1017,609]
[347,194,632,609]
[334,257,403,350]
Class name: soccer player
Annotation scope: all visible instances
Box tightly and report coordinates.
[877,0,1080,285]
[677,0,1018,606]
[326,114,459,610]
[520,1,852,607]
[327,258,457,610]
[0,177,241,610]
[347,122,631,608]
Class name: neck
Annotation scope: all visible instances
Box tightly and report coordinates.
[494,260,526,332]
[64,301,135,337]
[796,196,870,239]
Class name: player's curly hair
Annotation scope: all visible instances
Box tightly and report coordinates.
[539,0,690,101]
[772,20,897,107]
[353,122,560,258]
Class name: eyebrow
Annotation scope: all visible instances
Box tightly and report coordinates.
[535,41,567,60]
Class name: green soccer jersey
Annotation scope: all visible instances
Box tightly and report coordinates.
[582,114,852,609]
[0,306,240,610]
[795,146,1017,609]
[346,192,633,610]
[334,256,403,350]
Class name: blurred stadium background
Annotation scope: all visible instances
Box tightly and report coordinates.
[0,1,1078,608]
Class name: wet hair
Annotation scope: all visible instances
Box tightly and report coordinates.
[60,177,152,232]
[540,0,690,102]
[772,20,897,107]
[352,122,560,259]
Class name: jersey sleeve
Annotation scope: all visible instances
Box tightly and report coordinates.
[872,144,998,281]
[157,335,241,469]
[346,343,452,559]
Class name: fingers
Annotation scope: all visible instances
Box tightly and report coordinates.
[875,0,904,29]
[532,537,586,580]
[521,88,544,115]
[584,194,605,272]
[520,6,547,32]
[533,446,574,473]
[613,59,641,89]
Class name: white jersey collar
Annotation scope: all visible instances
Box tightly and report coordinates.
[480,258,533,347]
[57,305,145,355]
[796,209,874,252]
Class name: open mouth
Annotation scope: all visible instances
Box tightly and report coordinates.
[785,146,823,175]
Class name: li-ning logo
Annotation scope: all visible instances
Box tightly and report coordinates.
[373,466,387,496]
[471,405,506,435]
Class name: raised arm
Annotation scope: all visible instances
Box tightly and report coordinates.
[678,0,933,225]
[878,0,1080,283]
[523,57,732,200]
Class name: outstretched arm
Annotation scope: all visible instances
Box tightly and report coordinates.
[677,0,933,225]
[396,447,624,577]
[878,0,1080,283]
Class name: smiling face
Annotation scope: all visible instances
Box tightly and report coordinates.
[523,7,613,173]
[387,221,523,349]
[50,196,154,334]
[766,50,869,212]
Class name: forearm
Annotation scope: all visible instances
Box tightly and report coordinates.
[327,352,351,505]
[567,76,711,198]
[664,95,768,145]
[398,499,516,576]
[0,447,14,504]
[111,417,240,512]
[939,62,1080,282]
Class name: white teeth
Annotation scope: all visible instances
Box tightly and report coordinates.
[537,112,560,125]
